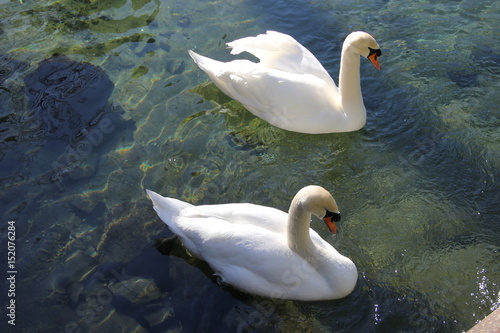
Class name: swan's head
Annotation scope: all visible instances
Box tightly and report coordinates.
[344,31,382,70]
[293,185,341,234]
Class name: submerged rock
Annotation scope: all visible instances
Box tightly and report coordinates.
[143,305,175,328]
[108,277,164,304]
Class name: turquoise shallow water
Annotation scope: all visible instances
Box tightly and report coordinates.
[0,0,499,331]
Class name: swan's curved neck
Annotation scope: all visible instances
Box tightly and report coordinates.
[287,201,315,259]
[338,46,366,129]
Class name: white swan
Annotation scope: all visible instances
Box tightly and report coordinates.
[188,31,381,134]
[147,185,357,301]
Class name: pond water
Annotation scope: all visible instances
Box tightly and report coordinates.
[0,0,499,332]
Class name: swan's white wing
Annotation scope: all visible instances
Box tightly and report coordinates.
[227,31,335,85]
[188,203,288,234]
[162,203,286,257]
[214,66,342,133]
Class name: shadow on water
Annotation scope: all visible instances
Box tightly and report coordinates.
[0,52,136,328]
[0,54,135,205]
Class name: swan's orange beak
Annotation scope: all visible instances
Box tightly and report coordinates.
[323,216,338,234]
[324,210,341,234]
[368,53,381,70]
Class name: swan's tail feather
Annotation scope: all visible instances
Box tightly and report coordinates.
[146,190,193,224]
[188,50,244,100]
[188,50,225,76]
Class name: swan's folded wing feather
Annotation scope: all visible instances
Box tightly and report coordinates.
[227,31,334,83]
[227,31,303,70]
[218,68,342,132]
[173,217,329,298]
[174,213,287,266]
[180,203,288,234]
[227,31,297,56]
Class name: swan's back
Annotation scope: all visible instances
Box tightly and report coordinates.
[147,190,289,255]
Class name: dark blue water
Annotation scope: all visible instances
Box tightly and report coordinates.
[0,0,498,332]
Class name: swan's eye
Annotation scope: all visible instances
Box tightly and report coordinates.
[368,47,382,60]
[325,209,341,222]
